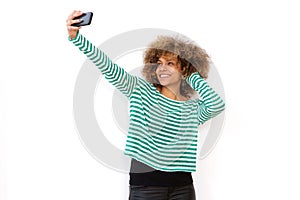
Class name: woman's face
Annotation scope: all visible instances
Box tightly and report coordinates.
[155,55,182,89]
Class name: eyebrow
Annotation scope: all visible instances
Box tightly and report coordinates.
[158,58,177,62]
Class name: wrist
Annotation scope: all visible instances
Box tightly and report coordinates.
[68,31,79,41]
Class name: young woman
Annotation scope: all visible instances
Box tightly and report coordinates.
[67,10,225,200]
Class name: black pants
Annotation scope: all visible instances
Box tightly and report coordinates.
[129,184,196,200]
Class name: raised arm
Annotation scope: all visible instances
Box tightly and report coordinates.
[186,72,225,124]
[66,10,138,98]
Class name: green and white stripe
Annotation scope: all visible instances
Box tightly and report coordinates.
[70,33,225,172]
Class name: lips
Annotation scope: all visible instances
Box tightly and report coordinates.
[159,74,171,78]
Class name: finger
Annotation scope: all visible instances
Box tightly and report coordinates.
[67,10,77,20]
[66,19,82,26]
[66,10,82,23]
[71,19,82,24]
[74,10,83,16]
[67,25,81,31]
[66,19,72,26]
[69,10,83,20]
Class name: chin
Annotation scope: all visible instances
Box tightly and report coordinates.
[158,81,169,86]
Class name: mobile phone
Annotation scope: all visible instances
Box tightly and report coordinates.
[72,12,93,27]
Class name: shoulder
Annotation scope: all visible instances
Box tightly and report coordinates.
[137,77,154,87]
[134,77,157,91]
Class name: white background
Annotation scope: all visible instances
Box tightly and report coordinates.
[1,0,300,199]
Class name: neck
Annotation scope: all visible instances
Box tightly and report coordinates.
[160,86,186,101]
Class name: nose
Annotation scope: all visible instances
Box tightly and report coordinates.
[157,63,167,71]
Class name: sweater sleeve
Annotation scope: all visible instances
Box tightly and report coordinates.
[185,72,225,124]
[69,32,138,98]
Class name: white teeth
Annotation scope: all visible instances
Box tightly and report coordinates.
[160,74,170,78]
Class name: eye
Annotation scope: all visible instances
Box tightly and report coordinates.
[168,62,175,66]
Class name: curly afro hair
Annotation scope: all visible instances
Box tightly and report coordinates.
[142,35,210,98]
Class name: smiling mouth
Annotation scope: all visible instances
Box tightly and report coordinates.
[159,74,171,78]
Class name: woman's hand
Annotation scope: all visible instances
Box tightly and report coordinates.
[66,10,83,39]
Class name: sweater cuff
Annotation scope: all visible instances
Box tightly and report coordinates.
[186,72,203,83]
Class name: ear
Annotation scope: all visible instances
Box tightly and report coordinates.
[181,65,188,76]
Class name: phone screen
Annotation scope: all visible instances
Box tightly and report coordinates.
[72,12,93,27]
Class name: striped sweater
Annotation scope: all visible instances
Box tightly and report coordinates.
[69,33,225,172]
